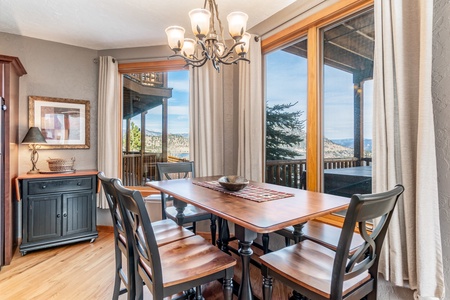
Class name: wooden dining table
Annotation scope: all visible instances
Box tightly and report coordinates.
[147,176,350,300]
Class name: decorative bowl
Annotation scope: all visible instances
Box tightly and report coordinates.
[218,175,249,191]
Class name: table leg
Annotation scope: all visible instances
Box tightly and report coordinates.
[235,225,257,300]
[173,199,187,226]
[218,217,231,254]
[292,222,305,243]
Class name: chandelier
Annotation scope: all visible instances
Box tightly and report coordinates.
[165,0,250,72]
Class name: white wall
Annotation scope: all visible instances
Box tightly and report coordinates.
[433,0,450,297]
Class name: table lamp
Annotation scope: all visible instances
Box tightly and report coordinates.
[22,127,47,174]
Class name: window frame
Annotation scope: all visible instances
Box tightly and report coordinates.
[118,59,188,184]
[262,0,374,226]
[262,0,373,192]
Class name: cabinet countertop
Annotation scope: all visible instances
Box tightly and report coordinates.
[14,169,99,201]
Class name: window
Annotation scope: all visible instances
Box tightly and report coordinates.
[322,9,374,200]
[263,0,374,205]
[120,66,189,186]
[265,38,308,189]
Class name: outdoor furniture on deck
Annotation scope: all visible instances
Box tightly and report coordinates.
[324,166,372,197]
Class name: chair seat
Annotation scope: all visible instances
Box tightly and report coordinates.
[152,219,195,246]
[140,235,236,290]
[260,240,371,298]
[165,204,212,223]
[277,220,365,254]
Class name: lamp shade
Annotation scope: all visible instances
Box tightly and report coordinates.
[227,11,248,40]
[189,8,211,39]
[165,26,185,52]
[182,38,196,58]
[235,33,251,56]
[22,127,47,144]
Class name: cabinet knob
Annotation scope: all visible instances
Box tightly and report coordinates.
[63,212,68,218]
[77,182,81,186]
[41,185,47,189]
[57,214,61,218]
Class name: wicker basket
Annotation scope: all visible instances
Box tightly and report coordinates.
[47,157,75,172]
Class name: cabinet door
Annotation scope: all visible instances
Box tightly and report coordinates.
[28,195,62,242]
[62,192,93,236]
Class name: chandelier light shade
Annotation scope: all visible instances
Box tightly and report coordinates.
[165,0,251,72]
[189,8,211,39]
[227,12,248,40]
[165,26,185,52]
[235,32,251,55]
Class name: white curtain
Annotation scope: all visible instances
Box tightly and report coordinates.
[373,1,444,299]
[97,56,120,208]
[237,35,264,182]
[189,63,225,177]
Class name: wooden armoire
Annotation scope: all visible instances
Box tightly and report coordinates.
[0,55,26,268]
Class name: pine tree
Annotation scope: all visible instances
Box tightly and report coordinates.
[129,122,141,152]
[266,102,305,160]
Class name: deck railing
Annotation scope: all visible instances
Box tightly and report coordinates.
[123,153,371,188]
[265,157,372,188]
[122,152,189,186]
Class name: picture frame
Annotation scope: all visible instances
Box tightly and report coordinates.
[29,96,90,149]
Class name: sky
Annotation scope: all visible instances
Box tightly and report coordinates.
[131,70,190,135]
[266,50,373,141]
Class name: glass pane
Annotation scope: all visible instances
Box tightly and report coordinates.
[121,70,189,185]
[265,37,308,189]
[322,9,374,199]
[167,71,190,160]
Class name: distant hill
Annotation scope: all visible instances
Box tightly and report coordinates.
[145,130,189,139]
[144,131,189,156]
[143,131,372,160]
[283,132,357,159]
[331,138,373,152]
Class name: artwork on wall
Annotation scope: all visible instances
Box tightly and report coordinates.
[29,96,90,149]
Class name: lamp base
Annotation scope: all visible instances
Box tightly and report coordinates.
[27,169,40,174]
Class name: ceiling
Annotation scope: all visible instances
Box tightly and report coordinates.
[0,0,296,50]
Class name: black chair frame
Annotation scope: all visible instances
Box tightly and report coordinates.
[114,180,235,299]
[98,172,135,300]
[157,161,217,245]
[261,184,404,300]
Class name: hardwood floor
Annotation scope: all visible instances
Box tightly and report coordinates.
[0,229,292,299]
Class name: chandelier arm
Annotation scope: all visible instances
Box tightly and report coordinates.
[168,54,210,66]
[216,56,250,66]
[186,56,210,68]
[215,41,245,60]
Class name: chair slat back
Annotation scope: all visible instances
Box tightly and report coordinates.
[114,180,164,297]
[157,161,195,180]
[98,172,127,242]
[331,184,404,299]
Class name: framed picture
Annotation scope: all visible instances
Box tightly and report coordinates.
[29,96,90,149]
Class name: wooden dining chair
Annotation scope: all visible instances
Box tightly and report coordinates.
[272,220,365,254]
[260,184,404,300]
[98,172,194,300]
[156,161,217,245]
[113,180,236,300]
